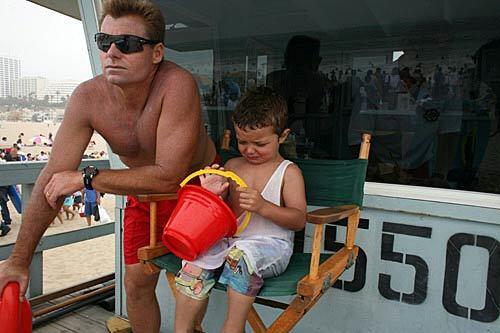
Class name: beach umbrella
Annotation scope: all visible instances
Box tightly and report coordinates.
[30,135,51,145]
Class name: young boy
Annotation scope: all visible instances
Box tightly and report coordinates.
[174,87,307,333]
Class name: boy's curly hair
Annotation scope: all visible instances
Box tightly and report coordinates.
[232,87,288,135]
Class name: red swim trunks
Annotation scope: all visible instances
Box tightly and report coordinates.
[123,156,221,265]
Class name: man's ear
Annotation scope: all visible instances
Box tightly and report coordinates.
[152,43,164,64]
[278,128,291,144]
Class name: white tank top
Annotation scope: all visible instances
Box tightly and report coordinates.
[236,159,294,242]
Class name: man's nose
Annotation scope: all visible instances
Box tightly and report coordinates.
[106,43,122,57]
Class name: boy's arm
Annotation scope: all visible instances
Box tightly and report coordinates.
[237,164,306,231]
[199,164,230,199]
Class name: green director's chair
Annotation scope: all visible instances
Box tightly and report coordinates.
[136,133,371,333]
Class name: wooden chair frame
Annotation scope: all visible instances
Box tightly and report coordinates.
[136,134,371,332]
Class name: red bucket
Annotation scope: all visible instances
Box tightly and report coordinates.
[0,282,32,333]
[162,185,237,261]
[162,169,251,261]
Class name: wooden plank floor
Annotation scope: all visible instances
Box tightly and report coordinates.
[33,302,115,333]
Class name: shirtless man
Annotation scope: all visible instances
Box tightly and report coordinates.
[0,1,215,332]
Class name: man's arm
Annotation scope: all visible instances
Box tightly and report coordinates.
[0,84,94,295]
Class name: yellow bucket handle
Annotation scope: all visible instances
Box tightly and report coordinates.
[180,169,251,235]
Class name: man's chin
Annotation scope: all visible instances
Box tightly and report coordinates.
[105,75,128,86]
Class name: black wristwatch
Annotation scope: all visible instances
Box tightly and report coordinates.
[82,166,99,190]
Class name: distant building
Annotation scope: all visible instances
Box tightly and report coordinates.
[0,55,21,98]
[12,76,48,100]
[45,80,80,103]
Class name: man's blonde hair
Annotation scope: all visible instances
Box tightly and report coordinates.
[99,0,165,42]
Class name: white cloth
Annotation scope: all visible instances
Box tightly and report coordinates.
[188,159,295,271]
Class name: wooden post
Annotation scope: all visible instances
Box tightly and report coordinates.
[309,224,324,280]
[247,306,267,333]
[359,134,371,160]
[346,210,359,250]
[149,201,157,247]
[221,130,231,150]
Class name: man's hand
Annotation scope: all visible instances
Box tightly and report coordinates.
[44,170,83,209]
[0,259,30,301]
[199,164,229,197]
[236,187,267,214]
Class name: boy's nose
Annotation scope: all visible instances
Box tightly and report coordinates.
[245,146,256,154]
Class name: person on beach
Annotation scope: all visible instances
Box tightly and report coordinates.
[174,87,307,333]
[83,188,100,226]
[72,190,83,211]
[0,1,215,331]
[62,195,76,220]
[51,211,64,226]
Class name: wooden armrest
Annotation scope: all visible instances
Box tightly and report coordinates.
[307,205,359,224]
[138,243,169,261]
[136,193,178,202]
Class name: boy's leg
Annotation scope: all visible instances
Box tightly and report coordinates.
[218,247,264,333]
[174,292,209,333]
[174,263,216,332]
[222,288,255,333]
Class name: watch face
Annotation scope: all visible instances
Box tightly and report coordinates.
[83,166,98,190]
[85,166,97,176]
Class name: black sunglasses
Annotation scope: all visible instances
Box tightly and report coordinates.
[94,33,161,54]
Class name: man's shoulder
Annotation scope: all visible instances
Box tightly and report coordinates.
[156,61,197,89]
[70,76,107,101]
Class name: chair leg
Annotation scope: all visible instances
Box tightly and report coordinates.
[309,224,324,280]
[267,295,320,333]
[166,271,177,299]
[247,305,267,333]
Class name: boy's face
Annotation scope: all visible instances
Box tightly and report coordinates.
[235,125,288,164]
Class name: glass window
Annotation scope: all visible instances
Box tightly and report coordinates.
[155,0,500,195]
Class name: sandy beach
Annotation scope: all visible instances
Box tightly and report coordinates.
[0,120,115,293]
[0,195,116,294]
[0,120,108,158]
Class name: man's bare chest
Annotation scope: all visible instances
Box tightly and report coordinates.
[94,107,160,159]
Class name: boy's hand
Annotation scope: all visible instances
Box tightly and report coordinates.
[237,187,266,214]
[199,164,229,196]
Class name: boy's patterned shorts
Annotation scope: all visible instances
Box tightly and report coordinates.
[175,247,263,300]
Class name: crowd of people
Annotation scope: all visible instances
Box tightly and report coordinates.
[0,133,108,163]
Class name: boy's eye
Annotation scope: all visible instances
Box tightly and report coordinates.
[256,143,267,147]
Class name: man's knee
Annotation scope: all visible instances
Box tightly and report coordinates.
[124,264,159,302]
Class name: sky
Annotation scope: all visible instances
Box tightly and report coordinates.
[0,0,93,82]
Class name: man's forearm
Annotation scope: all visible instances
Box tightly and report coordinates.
[91,165,182,195]
[11,171,62,265]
